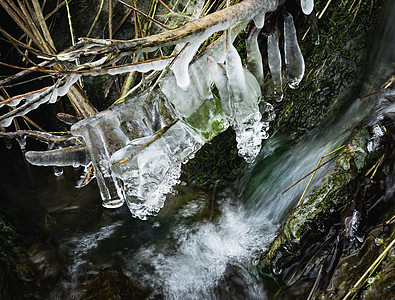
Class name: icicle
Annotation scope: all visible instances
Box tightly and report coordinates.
[267,31,283,101]
[284,11,305,89]
[301,0,314,15]
[246,26,264,89]
[253,10,266,29]
[75,163,95,188]
[226,44,264,163]
[71,112,127,209]
[170,29,219,90]
[207,57,231,116]
[25,145,89,167]
[162,50,215,118]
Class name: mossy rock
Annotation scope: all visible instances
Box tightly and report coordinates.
[257,125,385,282]
[274,0,384,136]
[80,267,152,300]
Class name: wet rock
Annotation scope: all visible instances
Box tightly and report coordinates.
[80,267,152,300]
[257,118,394,298]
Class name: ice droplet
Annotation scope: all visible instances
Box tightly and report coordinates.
[301,0,314,15]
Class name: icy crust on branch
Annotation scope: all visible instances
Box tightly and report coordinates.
[284,11,305,89]
[225,45,266,163]
[0,75,80,128]
[111,121,204,219]
[0,58,172,128]
[0,130,78,150]
[25,146,89,167]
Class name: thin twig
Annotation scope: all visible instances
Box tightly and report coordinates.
[115,0,171,30]
[297,145,345,206]
[342,237,395,300]
[108,0,113,39]
[87,0,105,37]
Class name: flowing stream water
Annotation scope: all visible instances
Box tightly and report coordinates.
[0,2,394,299]
[1,88,393,299]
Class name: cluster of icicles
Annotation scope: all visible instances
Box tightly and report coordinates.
[0,0,312,220]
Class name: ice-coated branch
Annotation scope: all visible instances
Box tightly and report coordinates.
[56,0,285,62]
[25,145,89,167]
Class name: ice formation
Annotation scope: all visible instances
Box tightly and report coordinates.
[1,0,312,219]
[246,26,264,88]
[284,11,305,89]
[225,44,265,162]
[25,146,89,167]
[267,31,283,101]
[111,121,204,219]
[70,92,174,211]
[0,75,80,127]
[301,0,314,16]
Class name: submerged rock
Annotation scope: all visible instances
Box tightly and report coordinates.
[81,267,152,300]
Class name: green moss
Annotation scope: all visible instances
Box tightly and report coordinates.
[261,126,384,276]
[273,0,384,136]
[182,128,247,185]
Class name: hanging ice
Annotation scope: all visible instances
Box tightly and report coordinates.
[246,26,264,89]
[110,121,204,220]
[71,111,127,209]
[301,0,314,15]
[252,0,282,28]
[226,44,265,163]
[284,11,305,89]
[267,31,283,101]
[0,75,81,128]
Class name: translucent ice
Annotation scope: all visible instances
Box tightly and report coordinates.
[71,111,127,209]
[301,0,314,15]
[111,121,204,220]
[253,10,266,29]
[25,146,89,167]
[284,11,305,89]
[246,26,264,89]
[69,89,176,211]
[0,75,81,128]
[267,31,283,101]
[0,130,78,151]
[207,57,231,116]
[225,44,265,163]
[253,0,284,28]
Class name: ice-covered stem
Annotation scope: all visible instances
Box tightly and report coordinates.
[56,0,285,62]
[25,146,89,167]
[71,111,128,209]
[0,130,79,148]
